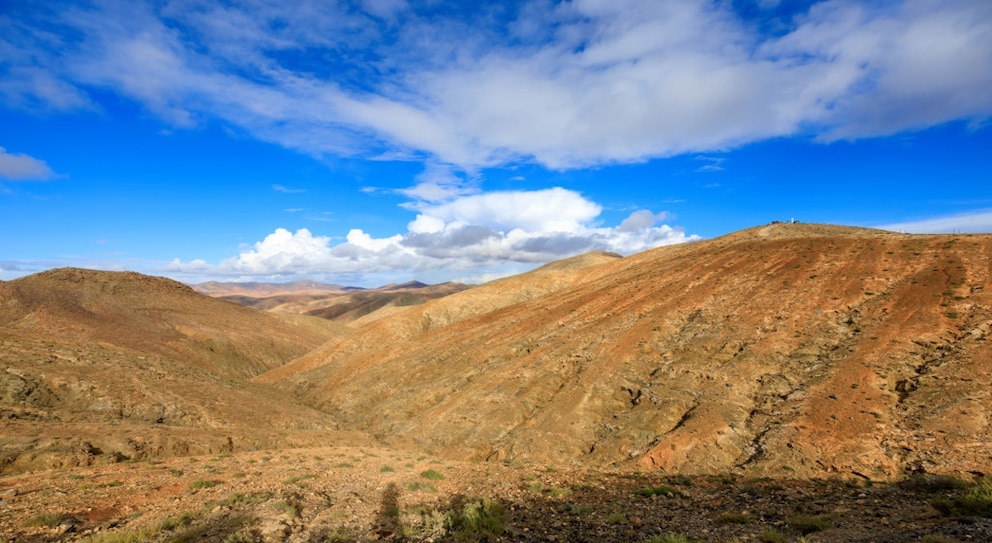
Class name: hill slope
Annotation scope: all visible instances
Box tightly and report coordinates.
[261,224,992,480]
[0,268,367,474]
[0,268,340,379]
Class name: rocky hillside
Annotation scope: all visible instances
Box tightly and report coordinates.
[0,268,339,379]
[0,268,367,475]
[260,223,992,481]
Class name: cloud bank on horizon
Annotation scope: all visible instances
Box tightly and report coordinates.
[2,0,991,282]
[167,187,695,283]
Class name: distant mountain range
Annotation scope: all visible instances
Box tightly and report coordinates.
[191,278,471,324]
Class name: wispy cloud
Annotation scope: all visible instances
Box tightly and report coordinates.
[273,184,306,194]
[167,187,696,281]
[879,210,992,234]
[1,1,989,172]
[694,156,726,173]
[0,147,59,181]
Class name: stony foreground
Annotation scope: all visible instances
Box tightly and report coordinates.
[2,446,991,542]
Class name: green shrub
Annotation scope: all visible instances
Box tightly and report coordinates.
[190,479,218,490]
[160,512,198,531]
[716,512,749,524]
[273,501,299,518]
[641,534,692,543]
[78,528,158,543]
[787,513,832,534]
[421,469,445,481]
[24,513,75,528]
[282,474,316,486]
[933,476,992,517]
[450,498,505,540]
[635,485,681,497]
[545,486,571,498]
[607,512,626,525]
[900,474,969,493]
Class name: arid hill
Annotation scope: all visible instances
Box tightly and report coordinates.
[196,279,471,324]
[191,279,347,297]
[0,268,368,475]
[259,223,992,481]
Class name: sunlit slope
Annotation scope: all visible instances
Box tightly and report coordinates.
[0,268,364,474]
[256,250,623,382]
[0,268,336,379]
[265,224,992,479]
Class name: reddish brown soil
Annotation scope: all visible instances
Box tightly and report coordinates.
[260,224,992,480]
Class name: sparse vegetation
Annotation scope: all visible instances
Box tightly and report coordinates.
[607,512,626,524]
[273,500,299,518]
[641,533,693,543]
[78,528,159,543]
[24,513,75,528]
[635,485,681,497]
[787,513,832,534]
[716,511,749,524]
[900,474,969,493]
[567,503,592,515]
[545,486,571,498]
[160,511,199,531]
[190,479,218,490]
[932,476,992,517]
[449,497,505,540]
[421,469,445,480]
[283,474,317,486]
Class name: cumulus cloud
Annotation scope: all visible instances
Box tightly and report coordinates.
[879,210,992,234]
[1,0,989,170]
[0,147,58,181]
[167,187,697,281]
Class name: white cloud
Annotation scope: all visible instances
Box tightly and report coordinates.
[879,209,992,234]
[413,187,602,233]
[2,0,988,170]
[167,188,697,281]
[397,163,479,205]
[0,147,58,181]
[618,210,668,232]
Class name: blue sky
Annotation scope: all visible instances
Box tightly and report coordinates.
[1,0,990,286]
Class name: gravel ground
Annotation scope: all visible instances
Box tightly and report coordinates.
[2,446,990,542]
